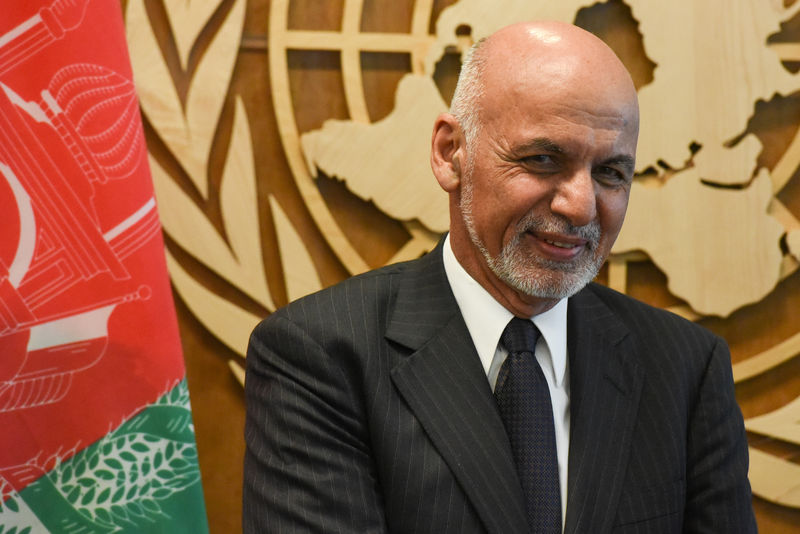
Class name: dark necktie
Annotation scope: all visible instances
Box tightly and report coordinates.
[495,317,562,533]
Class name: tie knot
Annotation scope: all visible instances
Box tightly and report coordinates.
[501,317,540,355]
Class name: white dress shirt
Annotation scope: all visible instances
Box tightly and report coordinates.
[442,235,570,526]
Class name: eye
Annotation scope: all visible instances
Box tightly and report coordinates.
[521,154,558,170]
[525,154,552,164]
[593,165,629,186]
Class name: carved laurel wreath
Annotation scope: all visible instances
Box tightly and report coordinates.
[125,0,303,387]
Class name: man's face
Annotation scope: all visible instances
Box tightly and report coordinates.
[457,72,638,301]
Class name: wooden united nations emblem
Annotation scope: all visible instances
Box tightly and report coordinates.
[125,0,800,520]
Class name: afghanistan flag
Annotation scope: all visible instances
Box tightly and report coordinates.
[0,0,209,532]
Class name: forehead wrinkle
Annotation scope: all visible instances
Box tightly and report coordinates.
[551,102,633,129]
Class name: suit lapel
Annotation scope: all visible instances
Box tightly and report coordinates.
[563,285,645,534]
[387,246,529,534]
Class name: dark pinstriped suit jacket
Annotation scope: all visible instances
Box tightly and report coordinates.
[243,244,755,533]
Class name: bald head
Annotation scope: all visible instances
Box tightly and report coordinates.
[451,21,639,149]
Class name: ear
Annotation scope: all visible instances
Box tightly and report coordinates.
[430,113,466,193]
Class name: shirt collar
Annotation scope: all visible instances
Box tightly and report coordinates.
[442,234,569,387]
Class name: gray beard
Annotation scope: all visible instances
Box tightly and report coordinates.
[460,178,604,300]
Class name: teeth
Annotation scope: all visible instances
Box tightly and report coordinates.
[545,239,576,249]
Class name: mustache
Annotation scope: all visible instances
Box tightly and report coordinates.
[516,213,601,246]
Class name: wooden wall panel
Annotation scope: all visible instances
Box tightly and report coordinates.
[125,0,800,531]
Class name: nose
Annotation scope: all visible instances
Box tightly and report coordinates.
[549,169,597,227]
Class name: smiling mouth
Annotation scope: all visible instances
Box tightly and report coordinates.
[519,216,600,254]
[543,238,579,249]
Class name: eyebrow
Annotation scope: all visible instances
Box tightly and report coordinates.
[517,137,565,155]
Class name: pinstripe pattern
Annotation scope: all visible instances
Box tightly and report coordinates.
[243,244,755,533]
[566,284,755,533]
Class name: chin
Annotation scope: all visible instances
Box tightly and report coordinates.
[507,272,590,300]
[496,257,603,300]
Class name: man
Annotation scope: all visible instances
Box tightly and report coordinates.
[243,21,756,533]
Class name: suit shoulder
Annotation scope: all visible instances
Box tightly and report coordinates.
[581,282,718,343]
[255,259,412,334]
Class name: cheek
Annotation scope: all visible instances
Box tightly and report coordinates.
[597,191,630,240]
[470,193,524,253]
